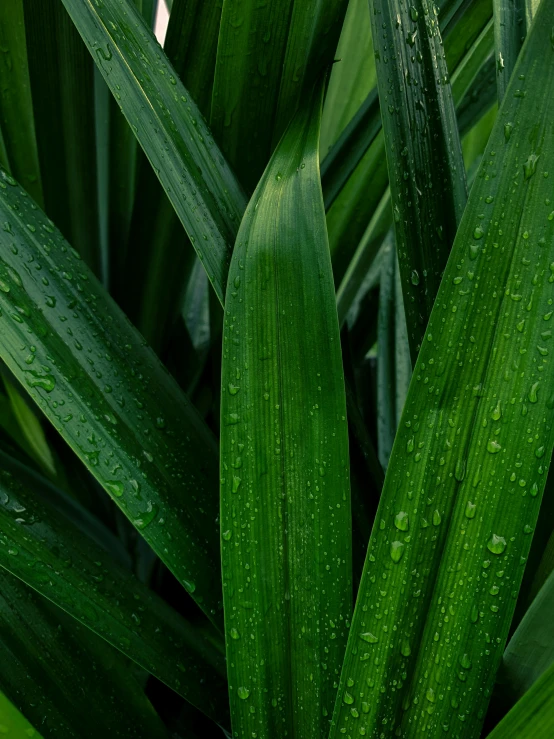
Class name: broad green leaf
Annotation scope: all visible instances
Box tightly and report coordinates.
[330,1,554,735]
[486,660,554,739]
[0,570,167,738]
[220,80,351,738]
[0,171,222,626]
[23,0,103,278]
[0,691,43,739]
[61,0,246,305]
[3,378,56,478]
[369,0,467,361]
[0,1,43,205]
[0,458,228,722]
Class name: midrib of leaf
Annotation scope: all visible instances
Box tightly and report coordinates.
[330,1,554,735]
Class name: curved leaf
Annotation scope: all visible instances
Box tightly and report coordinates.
[0,691,43,738]
[0,457,228,722]
[487,660,554,739]
[0,570,167,738]
[369,0,467,360]
[330,1,554,735]
[221,80,351,738]
[61,0,246,305]
[0,171,222,625]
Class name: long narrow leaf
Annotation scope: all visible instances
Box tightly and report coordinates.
[486,660,554,739]
[220,80,351,738]
[0,171,222,625]
[23,0,102,277]
[0,571,167,738]
[0,0,43,205]
[369,0,467,361]
[61,0,246,305]
[330,1,554,735]
[0,458,228,722]
[0,691,42,738]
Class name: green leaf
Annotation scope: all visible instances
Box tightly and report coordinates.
[115,0,223,350]
[0,691,43,739]
[321,89,381,212]
[3,378,56,478]
[376,243,411,469]
[0,0,43,204]
[271,0,349,147]
[220,79,351,738]
[369,0,467,361]
[0,456,228,723]
[23,0,103,278]
[486,660,554,739]
[0,171,222,626]
[320,0,376,156]
[493,0,527,102]
[335,190,391,326]
[330,0,554,735]
[61,0,246,305]
[210,0,295,192]
[165,0,222,119]
[0,570,168,738]
[501,569,554,704]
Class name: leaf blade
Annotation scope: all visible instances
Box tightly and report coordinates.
[220,80,351,738]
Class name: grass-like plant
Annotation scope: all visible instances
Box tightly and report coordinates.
[0,0,553,736]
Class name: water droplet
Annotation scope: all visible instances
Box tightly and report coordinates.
[230,627,240,640]
[222,529,232,541]
[473,226,485,240]
[343,691,354,705]
[487,440,502,454]
[459,653,472,670]
[524,154,539,180]
[134,501,158,530]
[394,511,409,531]
[360,632,379,644]
[25,371,56,393]
[238,686,250,700]
[411,270,420,285]
[390,541,405,563]
[465,501,477,519]
[491,400,502,420]
[528,382,539,403]
[105,481,124,498]
[487,534,507,555]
